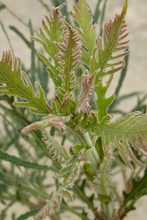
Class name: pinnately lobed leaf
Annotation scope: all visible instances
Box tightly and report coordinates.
[42,132,69,163]
[98,112,147,167]
[94,159,112,203]
[0,51,50,114]
[35,152,84,220]
[90,0,129,78]
[72,0,97,67]
[34,5,81,99]
[56,22,81,96]
[33,5,64,86]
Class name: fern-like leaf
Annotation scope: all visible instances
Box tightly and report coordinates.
[99,112,147,167]
[33,5,64,86]
[0,51,50,114]
[94,159,112,203]
[72,0,96,67]
[42,132,69,163]
[35,152,84,219]
[91,0,129,77]
[34,6,81,97]
[56,22,81,96]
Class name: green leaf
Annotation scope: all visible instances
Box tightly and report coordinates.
[28,20,36,84]
[9,25,31,48]
[72,0,96,67]
[42,132,69,163]
[93,0,103,23]
[35,152,84,219]
[95,77,115,121]
[0,51,50,114]
[0,150,51,170]
[99,112,147,167]
[56,22,81,96]
[120,169,147,218]
[110,91,140,112]
[33,5,64,86]
[114,54,129,98]
[50,0,69,20]
[109,54,129,111]
[94,159,112,203]
[16,208,39,220]
[91,0,129,77]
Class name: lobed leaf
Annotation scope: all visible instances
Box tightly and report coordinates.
[35,152,84,219]
[95,77,115,121]
[42,132,69,163]
[72,0,97,67]
[94,159,112,203]
[91,0,129,78]
[0,51,50,114]
[33,5,64,86]
[99,112,147,167]
[56,22,81,96]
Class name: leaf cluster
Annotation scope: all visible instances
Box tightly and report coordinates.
[0,0,147,220]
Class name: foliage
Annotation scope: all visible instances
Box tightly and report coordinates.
[0,51,50,114]
[120,168,147,218]
[0,0,147,220]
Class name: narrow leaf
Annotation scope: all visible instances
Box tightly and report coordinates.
[0,150,51,170]
[17,208,40,220]
[121,169,147,217]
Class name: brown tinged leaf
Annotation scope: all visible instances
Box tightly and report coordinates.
[90,0,129,79]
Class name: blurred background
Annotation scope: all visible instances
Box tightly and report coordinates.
[0,0,147,219]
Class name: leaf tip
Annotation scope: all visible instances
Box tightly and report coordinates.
[122,0,128,16]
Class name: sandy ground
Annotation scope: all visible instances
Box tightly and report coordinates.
[0,0,147,219]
